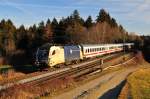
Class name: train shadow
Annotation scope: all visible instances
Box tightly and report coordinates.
[99,80,126,99]
[7,50,39,74]
[142,49,150,63]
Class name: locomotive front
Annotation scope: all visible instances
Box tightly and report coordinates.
[35,43,51,66]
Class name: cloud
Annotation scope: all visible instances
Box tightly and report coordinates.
[126,0,150,24]
[0,0,34,16]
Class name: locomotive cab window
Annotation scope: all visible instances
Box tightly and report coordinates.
[52,50,56,55]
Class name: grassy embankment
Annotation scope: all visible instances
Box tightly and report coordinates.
[127,68,150,99]
[119,66,150,99]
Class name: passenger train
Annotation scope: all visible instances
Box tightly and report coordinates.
[35,43,134,67]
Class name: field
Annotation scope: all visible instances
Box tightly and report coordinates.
[127,68,150,99]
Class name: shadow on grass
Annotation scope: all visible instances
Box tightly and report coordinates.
[7,50,39,74]
[99,80,126,99]
[142,50,150,63]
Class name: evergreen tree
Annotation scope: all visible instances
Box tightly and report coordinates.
[28,24,37,48]
[16,25,28,49]
[44,19,52,42]
[110,18,117,27]
[96,9,111,23]
[71,10,84,25]
[72,10,80,21]
[51,18,58,30]
[36,21,45,45]
[84,16,93,28]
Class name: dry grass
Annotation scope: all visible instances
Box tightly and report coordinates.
[127,68,150,99]
[118,82,130,99]
[0,76,75,99]
[0,70,25,85]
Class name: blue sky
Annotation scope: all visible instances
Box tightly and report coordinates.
[0,0,150,35]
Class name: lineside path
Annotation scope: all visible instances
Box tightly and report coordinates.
[83,67,138,99]
[52,59,138,99]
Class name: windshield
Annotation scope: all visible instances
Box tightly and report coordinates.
[36,43,52,62]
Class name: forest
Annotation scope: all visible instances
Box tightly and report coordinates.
[0,9,142,65]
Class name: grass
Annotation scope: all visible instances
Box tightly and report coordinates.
[127,68,150,99]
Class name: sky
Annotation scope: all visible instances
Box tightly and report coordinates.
[0,0,150,35]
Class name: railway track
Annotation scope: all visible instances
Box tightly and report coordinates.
[0,52,134,91]
[26,60,100,87]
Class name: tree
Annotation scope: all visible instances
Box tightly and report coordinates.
[44,19,52,42]
[54,18,68,44]
[51,18,58,30]
[16,25,28,50]
[84,16,93,28]
[110,18,118,27]
[96,9,111,23]
[28,24,37,48]
[72,10,80,21]
[4,19,16,54]
[36,21,45,45]
[66,22,86,44]
[0,29,5,56]
[71,10,84,25]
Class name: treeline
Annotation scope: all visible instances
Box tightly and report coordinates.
[0,9,142,64]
